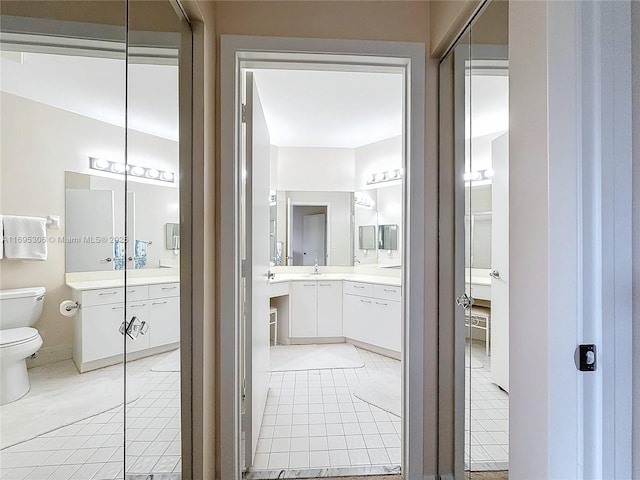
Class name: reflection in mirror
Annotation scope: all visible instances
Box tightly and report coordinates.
[65,171,179,272]
[378,224,398,250]
[165,222,180,251]
[358,225,376,251]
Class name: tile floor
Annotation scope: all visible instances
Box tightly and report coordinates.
[250,347,402,475]
[465,340,510,471]
[0,350,181,480]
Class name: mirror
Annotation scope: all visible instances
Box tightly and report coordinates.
[165,222,180,251]
[378,224,398,250]
[273,190,354,266]
[359,225,376,250]
[465,183,492,268]
[65,171,179,272]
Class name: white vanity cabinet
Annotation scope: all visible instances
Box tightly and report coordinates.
[148,283,180,347]
[343,281,401,354]
[72,281,180,372]
[289,280,343,338]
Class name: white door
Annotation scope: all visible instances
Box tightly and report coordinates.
[302,212,326,266]
[65,189,115,271]
[490,133,509,391]
[243,71,271,469]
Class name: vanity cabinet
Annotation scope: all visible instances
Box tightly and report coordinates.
[343,281,401,353]
[289,280,343,338]
[72,282,179,372]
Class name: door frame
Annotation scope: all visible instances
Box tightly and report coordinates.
[288,201,331,266]
[220,35,425,479]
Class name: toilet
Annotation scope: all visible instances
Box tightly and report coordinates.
[0,287,45,405]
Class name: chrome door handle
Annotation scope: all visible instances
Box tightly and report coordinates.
[101,257,113,263]
[120,316,147,339]
[489,269,501,279]
[455,293,473,309]
[268,271,275,279]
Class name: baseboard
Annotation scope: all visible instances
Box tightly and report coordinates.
[26,344,72,368]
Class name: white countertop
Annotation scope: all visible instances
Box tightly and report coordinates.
[66,275,180,291]
[270,273,401,287]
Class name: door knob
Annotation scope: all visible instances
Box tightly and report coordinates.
[489,269,500,279]
[455,293,473,309]
[101,257,113,263]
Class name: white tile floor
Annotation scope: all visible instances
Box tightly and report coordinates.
[250,347,402,473]
[0,350,181,480]
[465,340,510,471]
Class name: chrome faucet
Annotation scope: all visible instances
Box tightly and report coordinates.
[354,257,361,264]
[313,258,320,275]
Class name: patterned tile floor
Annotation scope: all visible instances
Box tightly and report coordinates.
[465,340,510,471]
[0,350,181,480]
[250,347,402,474]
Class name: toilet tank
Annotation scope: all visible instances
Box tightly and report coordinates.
[0,287,46,329]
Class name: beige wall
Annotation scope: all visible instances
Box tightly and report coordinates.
[429,0,480,57]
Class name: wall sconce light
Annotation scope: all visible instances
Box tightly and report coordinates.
[89,157,175,183]
[354,193,375,208]
[463,168,493,183]
[366,168,403,186]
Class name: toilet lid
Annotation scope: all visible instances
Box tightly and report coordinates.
[0,327,40,348]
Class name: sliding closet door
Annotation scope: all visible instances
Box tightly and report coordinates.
[0,2,128,478]
[123,1,190,477]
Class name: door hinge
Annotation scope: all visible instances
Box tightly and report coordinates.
[242,377,246,400]
[241,259,246,278]
[241,104,246,123]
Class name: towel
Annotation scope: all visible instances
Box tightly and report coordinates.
[2,215,48,260]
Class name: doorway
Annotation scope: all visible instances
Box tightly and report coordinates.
[220,36,427,479]
[289,204,329,267]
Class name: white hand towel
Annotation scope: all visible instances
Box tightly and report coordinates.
[3,215,48,260]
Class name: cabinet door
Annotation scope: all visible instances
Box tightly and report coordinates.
[317,281,343,336]
[149,296,180,347]
[82,304,125,362]
[126,302,151,353]
[343,294,374,343]
[372,299,402,352]
[290,282,318,337]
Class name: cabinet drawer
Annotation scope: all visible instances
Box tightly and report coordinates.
[374,284,402,301]
[343,281,373,297]
[124,285,148,302]
[149,283,180,299]
[82,287,124,306]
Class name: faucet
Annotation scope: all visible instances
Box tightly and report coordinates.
[354,257,361,264]
[313,258,320,275]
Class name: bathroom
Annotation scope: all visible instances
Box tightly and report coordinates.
[0,2,188,478]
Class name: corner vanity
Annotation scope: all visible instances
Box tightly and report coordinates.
[270,272,402,359]
[66,272,180,372]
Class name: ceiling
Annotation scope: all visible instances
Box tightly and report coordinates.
[0,51,178,141]
[253,69,403,149]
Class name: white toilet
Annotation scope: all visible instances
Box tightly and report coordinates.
[0,287,45,405]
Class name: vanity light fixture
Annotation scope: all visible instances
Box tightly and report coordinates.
[366,168,403,186]
[354,193,375,208]
[464,168,494,183]
[89,157,175,183]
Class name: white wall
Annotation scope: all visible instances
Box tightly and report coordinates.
[0,92,178,365]
[354,135,402,191]
[274,146,355,191]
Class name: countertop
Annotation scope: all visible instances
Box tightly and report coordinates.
[66,275,180,291]
[269,273,401,287]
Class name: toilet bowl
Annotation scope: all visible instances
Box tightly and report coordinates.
[0,287,45,405]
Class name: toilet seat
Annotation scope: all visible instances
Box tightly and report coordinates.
[0,327,40,348]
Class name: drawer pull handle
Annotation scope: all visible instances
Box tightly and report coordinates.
[376,302,388,306]
[353,286,365,289]
[161,286,177,290]
[319,284,331,287]
[303,284,315,287]
[112,306,124,310]
[129,303,146,308]
[127,290,136,293]
[384,289,396,292]
[152,301,168,305]
[99,292,118,296]
[360,299,372,304]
